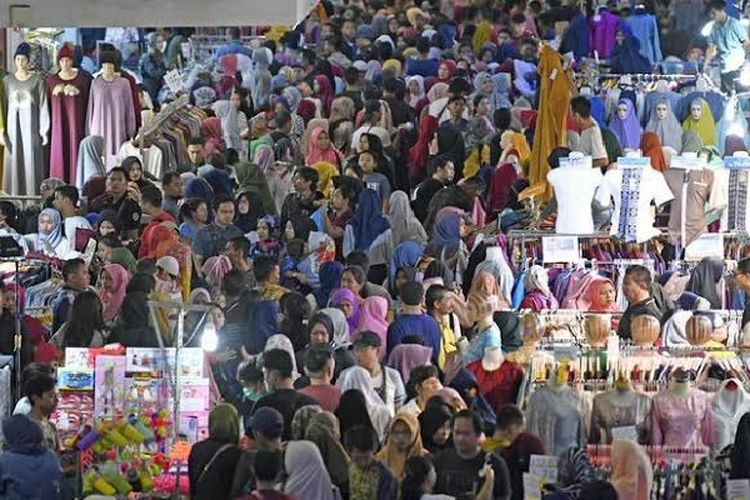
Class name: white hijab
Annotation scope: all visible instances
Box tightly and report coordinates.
[320,308,351,348]
[337,366,392,439]
[284,440,339,500]
[264,334,299,380]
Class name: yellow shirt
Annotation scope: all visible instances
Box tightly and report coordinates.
[438,315,458,369]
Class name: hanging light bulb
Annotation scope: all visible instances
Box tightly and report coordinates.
[701,21,715,37]
[201,323,218,352]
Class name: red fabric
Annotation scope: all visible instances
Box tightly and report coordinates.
[438,60,456,82]
[314,75,334,116]
[296,99,316,122]
[201,117,225,156]
[566,114,581,133]
[641,132,667,172]
[487,162,519,215]
[119,70,142,130]
[466,359,525,412]
[138,212,177,259]
[407,114,439,186]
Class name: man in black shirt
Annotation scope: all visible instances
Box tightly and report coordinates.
[412,155,455,222]
[250,349,316,441]
[231,407,285,497]
[424,176,485,233]
[96,167,142,240]
[617,265,663,340]
[434,409,512,500]
[280,167,321,229]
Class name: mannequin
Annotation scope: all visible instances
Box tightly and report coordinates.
[584,314,610,348]
[685,314,712,346]
[546,153,605,234]
[86,51,136,169]
[630,315,660,347]
[651,368,714,447]
[3,42,50,196]
[712,378,750,450]
[590,372,652,444]
[48,44,91,184]
[506,313,553,366]
[526,362,584,455]
[467,346,524,412]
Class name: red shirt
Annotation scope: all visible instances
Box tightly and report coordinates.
[297,384,342,413]
[467,359,524,412]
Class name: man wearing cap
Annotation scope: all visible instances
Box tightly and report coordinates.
[338,331,406,415]
[231,407,285,497]
[249,349,316,441]
[155,256,182,300]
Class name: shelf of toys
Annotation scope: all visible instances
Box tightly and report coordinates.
[50,344,210,497]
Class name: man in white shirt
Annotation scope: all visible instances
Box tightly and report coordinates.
[53,185,92,254]
[570,96,608,169]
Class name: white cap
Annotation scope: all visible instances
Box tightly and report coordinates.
[156,256,179,277]
[353,60,367,72]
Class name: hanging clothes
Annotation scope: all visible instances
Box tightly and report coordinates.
[47,70,91,184]
[664,167,714,247]
[623,9,663,64]
[712,379,750,451]
[526,385,584,456]
[3,73,49,195]
[529,46,574,200]
[86,75,137,169]
[589,8,620,58]
[650,389,714,447]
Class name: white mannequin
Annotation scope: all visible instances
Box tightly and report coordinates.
[610,373,637,406]
[481,346,503,371]
[690,102,702,121]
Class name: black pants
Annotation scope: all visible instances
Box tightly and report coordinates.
[722,70,740,93]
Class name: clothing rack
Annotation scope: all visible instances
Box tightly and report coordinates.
[136,94,190,143]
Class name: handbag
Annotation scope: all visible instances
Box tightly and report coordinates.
[196,443,233,487]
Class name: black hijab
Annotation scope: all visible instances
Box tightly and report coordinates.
[335,389,376,439]
[685,257,724,309]
[418,399,453,454]
[731,412,750,478]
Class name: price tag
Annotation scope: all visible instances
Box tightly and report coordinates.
[163,69,184,94]
[529,455,558,483]
[671,156,706,170]
[542,236,580,263]
[725,156,750,169]
[559,155,592,169]
[685,233,724,261]
[726,479,750,500]
[611,425,638,441]
[607,334,620,362]
[523,473,543,500]
[617,157,650,169]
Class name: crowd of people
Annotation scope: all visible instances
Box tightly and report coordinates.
[4,0,750,498]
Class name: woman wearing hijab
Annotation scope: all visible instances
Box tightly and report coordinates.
[388,240,425,295]
[437,60,456,83]
[305,127,344,168]
[337,367,393,440]
[377,413,427,480]
[188,403,243,499]
[610,26,652,74]
[329,287,362,333]
[521,265,559,311]
[437,123,466,178]
[264,333,300,381]
[335,389,378,441]
[311,261,345,309]
[305,411,350,495]
[76,135,106,189]
[97,264,129,324]
[640,132,667,172]
[31,208,68,257]
[491,73,512,111]
[283,440,339,500]
[408,114,439,186]
[685,256,724,309]
[355,296,390,359]
[311,161,339,199]
[645,98,683,152]
[296,311,355,387]
[611,440,653,500]
[430,207,466,261]
[388,191,428,249]
[201,117,225,156]
[582,277,620,312]
[109,290,158,347]
[609,98,642,150]
[682,98,716,147]
[234,161,275,214]
[234,191,267,233]
[418,400,453,454]
[407,75,426,110]
[313,75,335,117]
[345,189,390,254]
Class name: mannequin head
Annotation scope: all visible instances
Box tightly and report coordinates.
[14,42,30,73]
[59,57,74,72]
[655,102,669,121]
[690,100,703,121]
[686,314,713,346]
[15,55,28,72]
[616,102,629,120]
[521,313,545,345]
[102,62,116,79]
[584,314,610,348]
[630,315,660,347]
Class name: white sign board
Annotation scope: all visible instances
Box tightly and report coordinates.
[684,233,724,261]
[164,69,184,94]
[542,236,580,263]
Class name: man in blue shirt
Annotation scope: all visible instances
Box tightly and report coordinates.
[706,0,750,92]
[386,280,441,362]
[192,194,243,269]
[213,27,252,63]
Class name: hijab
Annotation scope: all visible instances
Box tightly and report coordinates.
[329,288,361,333]
[76,135,106,189]
[407,75,425,107]
[645,98,683,152]
[335,389,377,439]
[387,344,433,382]
[3,414,44,455]
[681,131,703,153]
[355,296,390,357]
[427,82,449,103]
[264,334,300,380]
[685,257,724,309]
[611,440,653,500]
[109,247,136,273]
[438,60,456,82]
[491,73,512,110]
[283,86,302,112]
[201,117,224,155]
[305,127,344,167]
[682,98,716,147]
[583,277,620,312]
[437,124,465,176]
[418,401,453,453]
[284,440,338,500]
[314,75,334,116]
[235,161,275,214]
[37,208,64,251]
[311,161,339,198]
[320,307,351,348]
[337,367,392,438]
[431,207,464,254]
[408,114,439,185]
[377,413,426,479]
[609,98,642,150]
[610,28,652,74]
[731,412,750,479]
[525,265,552,297]
[314,262,345,309]
[235,191,267,233]
[388,191,428,249]
[98,264,129,322]
[350,189,390,251]
[185,177,215,207]
[640,132,667,172]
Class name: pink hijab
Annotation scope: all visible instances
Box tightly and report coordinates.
[305,126,344,167]
[97,264,129,322]
[201,117,224,156]
[611,440,653,500]
[387,344,433,381]
[314,75,334,116]
[355,296,390,360]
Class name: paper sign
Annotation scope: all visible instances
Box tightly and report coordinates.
[612,426,638,441]
[685,233,724,261]
[163,69,184,94]
[542,236,580,263]
[94,355,126,420]
[523,473,542,500]
[617,157,650,169]
[559,155,592,169]
[726,479,750,500]
[671,156,706,170]
[725,157,750,169]
[529,455,558,483]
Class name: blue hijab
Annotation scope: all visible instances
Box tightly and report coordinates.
[246,299,280,355]
[313,261,345,308]
[611,25,652,74]
[37,208,64,251]
[185,177,215,206]
[203,168,234,197]
[389,241,424,293]
[432,209,463,252]
[350,189,390,251]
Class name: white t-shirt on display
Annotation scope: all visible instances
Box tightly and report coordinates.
[547,167,605,234]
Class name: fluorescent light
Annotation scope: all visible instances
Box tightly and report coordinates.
[701,21,715,37]
[201,323,218,352]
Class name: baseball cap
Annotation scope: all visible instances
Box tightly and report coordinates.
[156,256,179,277]
[250,407,284,435]
[353,60,368,72]
[353,330,382,349]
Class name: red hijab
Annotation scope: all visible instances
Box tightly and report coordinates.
[408,114,439,185]
[438,60,456,82]
[314,75,334,117]
[201,117,224,156]
[641,132,666,172]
